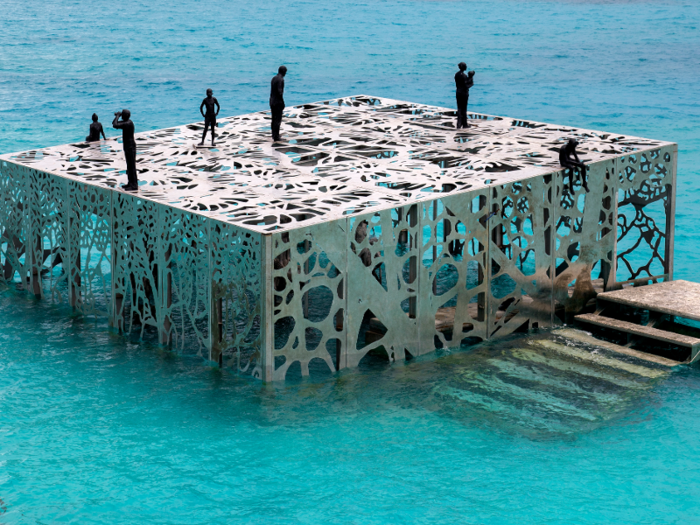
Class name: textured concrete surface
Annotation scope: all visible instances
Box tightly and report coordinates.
[1,95,670,234]
[575,313,700,348]
[555,328,679,368]
[599,280,700,321]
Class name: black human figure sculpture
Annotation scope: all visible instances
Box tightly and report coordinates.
[559,138,589,193]
[85,113,107,142]
[199,88,220,146]
[455,62,475,129]
[112,109,138,192]
[270,65,287,141]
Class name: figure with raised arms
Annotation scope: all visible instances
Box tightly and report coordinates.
[199,89,220,146]
[112,109,138,192]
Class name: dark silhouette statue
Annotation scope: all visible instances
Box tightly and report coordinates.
[199,88,220,146]
[559,138,589,193]
[86,113,107,142]
[455,62,475,129]
[112,109,138,192]
[270,65,287,141]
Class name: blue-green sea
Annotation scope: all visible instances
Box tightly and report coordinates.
[2,0,700,523]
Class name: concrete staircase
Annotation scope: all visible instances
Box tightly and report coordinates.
[575,280,700,364]
[433,328,671,437]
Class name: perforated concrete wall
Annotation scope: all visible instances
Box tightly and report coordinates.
[0,96,677,381]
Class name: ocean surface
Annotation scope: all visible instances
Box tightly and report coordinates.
[2,0,700,523]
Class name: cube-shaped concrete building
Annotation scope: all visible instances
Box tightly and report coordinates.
[0,95,677,380]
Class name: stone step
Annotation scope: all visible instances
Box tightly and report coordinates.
[528,338,667,378]
[556,328,681,368]
[445,370,601,422]
[575,313,700,354]
[487,358,625,405]
[597,280,700,323]
[510,348,656,388]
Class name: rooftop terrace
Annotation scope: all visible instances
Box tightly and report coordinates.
[1,95,671,233]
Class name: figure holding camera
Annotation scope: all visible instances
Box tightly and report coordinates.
[112,109,138,192]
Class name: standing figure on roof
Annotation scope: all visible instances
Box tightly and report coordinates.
[270,65,287,142]
[85,113,107,142]
[559,138,589,193]
[199,89,220,146]
[455,62,475,129]
[112,109,138,192]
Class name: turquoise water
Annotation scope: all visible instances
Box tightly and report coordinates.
[2,0,700,523]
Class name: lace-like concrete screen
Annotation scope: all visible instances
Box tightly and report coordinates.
[2,95,670,233]
[0,95,677,381]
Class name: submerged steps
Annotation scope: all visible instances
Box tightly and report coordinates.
[556,328,681,368]
[576,313,700,352]
[433,329,671,437]
[529,335,669,378]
